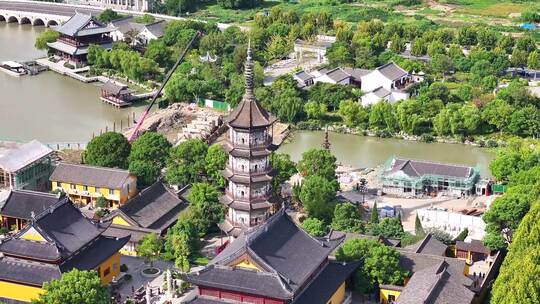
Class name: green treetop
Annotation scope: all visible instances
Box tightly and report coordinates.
[204,145,228,188]
[32,269,110,304]
[166,139,208,186]
[299,175,337,222]
[331,202,365,233]
[301,218,328,237]
[85,132,131,169]
[137,233,163,268]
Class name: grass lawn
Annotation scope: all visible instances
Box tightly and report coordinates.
[451,0,533,18]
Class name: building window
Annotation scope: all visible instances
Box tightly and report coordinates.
[103,267,110,277]
[109,189,114,195]
[70,184,76,189]
[83,185,88,191]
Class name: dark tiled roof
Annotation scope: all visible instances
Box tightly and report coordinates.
[0,256,61,287]
[294,70,314,82]
[0,297,30,304]
[145,20,166,38]
[0,238,61,261]
[211,209,343,292]
[0,190,62,220]
[117,182,187,230]
[185,265,293,299]
[398,249,472,287]
[376,62,408,81]
[293,260,360,304]
[226,98,275,129]
[50,162,131,189]
[372,86,391,98]
[101,81,131,95]
[60,235,129,272]
[406,234,448,256]
[103,225,149,243]
[32,201,108,257]
[324,68,351,82]
[396,261,475,304]
[456,240,490,255]
[385,158,474,179]
[55,13,113,37]
[342,67,371,80]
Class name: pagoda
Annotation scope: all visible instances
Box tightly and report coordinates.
[218,43,280,237]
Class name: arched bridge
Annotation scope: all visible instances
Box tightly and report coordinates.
[0,0,102,27]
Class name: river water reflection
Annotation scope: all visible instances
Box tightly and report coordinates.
[0,23,144,143]
[279,131,495,177]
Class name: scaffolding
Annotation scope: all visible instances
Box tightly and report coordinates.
[379,157,481,197]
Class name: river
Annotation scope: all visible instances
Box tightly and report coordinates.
[0,22,144,143]
[279,131,495,177]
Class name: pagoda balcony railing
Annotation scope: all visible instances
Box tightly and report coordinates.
[57,37,113,47]
[225,190,271,201]
[228,219,263,227]
[229,136,272,149]
[226,166,271,176]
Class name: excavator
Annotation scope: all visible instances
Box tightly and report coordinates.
[128,31,202,142]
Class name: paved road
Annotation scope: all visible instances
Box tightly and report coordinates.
[0,0,102,16]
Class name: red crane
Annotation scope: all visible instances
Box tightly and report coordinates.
[128,31,202,142]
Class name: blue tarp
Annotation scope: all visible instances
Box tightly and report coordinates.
[521,23,537,30]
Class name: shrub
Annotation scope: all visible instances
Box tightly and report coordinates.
[420,133,435,143]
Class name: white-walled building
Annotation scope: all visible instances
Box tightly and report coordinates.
[110,16,165,45]
[360,62,420,107]
[417,208,486,241]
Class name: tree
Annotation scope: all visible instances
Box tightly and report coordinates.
[338,100,369,128]
[35,29,59,50]
[304,101,326,120]
[411,37,427,56]
[32,269,110,304]
[128,132,171,188]
[370,201,379,225]
[188,183,224,234]
[205,145,227,187]
[371,217,404,238]
[85,132,131,169]
[299,175,336,222]
[481,99,514,133]
[528,50,540,69]
[137,233,163,268]
[490,199,540,303]
[335,238,408,293]
[270,153,297,196]
[164,214,199,271]
[368,101,397,131]
[166,139,208,186]
[431,54,454,78]
[265,35,292,61]
[508,106,540,138]
[424,228,453,244]
[297,149,337,183]
[327,42,353,66]
[98,9,121,23]
[454,228,468,242]
[162,0,199,15]
[145,40,173,68]
[302,218,328,237]
[390,34,405,53]
[308,83,356,111]
[331,202,364,233]
[415,214,425,237]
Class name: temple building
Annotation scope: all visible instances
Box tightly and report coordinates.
[0,198,128,302]
[218,44,280,237]
[104,181,189,256]
[185,209,359,304]
[50,162,138,208]
[47,13,114,64]
[0,190,62,231]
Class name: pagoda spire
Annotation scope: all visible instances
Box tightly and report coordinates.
[244,39,254,96]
